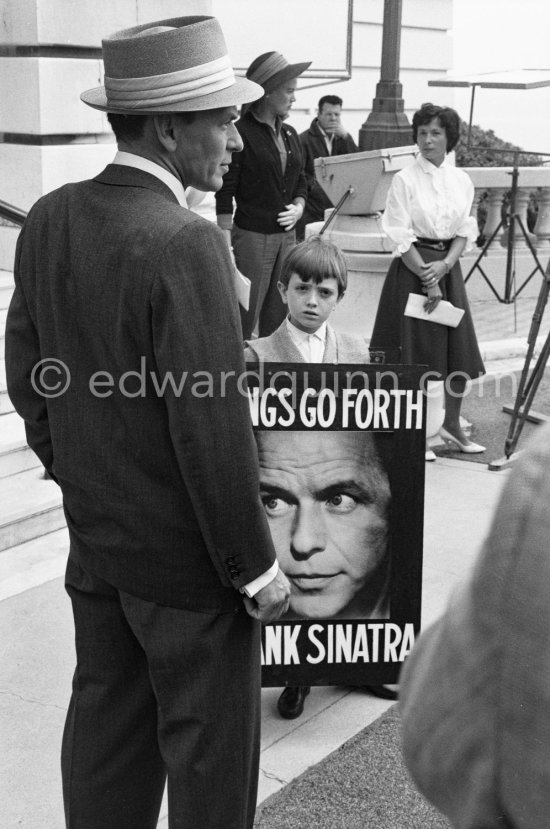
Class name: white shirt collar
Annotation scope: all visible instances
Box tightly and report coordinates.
[286,318,328,362]
[317,122,334,152]
[113,150,188,207]
[417,153,451,175]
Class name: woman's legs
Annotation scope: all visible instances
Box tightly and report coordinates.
[442,375,473,445]
[425,380,445,456]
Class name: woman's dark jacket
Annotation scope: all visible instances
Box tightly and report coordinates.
[215,110,308,235]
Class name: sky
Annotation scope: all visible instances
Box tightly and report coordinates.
[451,0,550,156]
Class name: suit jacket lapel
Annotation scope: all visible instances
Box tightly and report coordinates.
[322,325,338,362]
[272,322,305,362]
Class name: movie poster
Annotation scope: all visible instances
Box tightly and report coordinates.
[246,363,426,687]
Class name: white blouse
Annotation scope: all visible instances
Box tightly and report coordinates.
[382,153,478,255]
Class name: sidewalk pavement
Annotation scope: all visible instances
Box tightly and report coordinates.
[1,301,537,826]
[1,431,512,828]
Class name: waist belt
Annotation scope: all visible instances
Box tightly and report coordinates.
[415,237,453,251]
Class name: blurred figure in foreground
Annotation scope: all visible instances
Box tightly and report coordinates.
[400,423,550,829]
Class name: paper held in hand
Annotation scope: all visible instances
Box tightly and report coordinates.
[234,268,251,311]
[404,293,465,328]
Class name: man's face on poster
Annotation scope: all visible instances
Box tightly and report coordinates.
[257,430,391,619]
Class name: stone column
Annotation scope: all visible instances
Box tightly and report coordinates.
[501,187,537,250]
[358,0,411,151]
[481,187,507,251]
[534,186,550,249]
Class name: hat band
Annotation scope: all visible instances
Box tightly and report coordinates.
[105,54,235,108]
[247,52,288,86]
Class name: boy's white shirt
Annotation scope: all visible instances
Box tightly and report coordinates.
[286,318,328,363]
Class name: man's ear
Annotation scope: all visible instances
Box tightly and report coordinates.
[153,114,179,151]
[277,281,288,304]
[336,291,345,304]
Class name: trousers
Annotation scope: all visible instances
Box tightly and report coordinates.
[232,224,296,339]
[61,558,261,829]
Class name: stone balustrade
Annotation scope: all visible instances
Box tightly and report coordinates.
[465,166,550,251]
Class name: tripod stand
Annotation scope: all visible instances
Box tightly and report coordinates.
[489,254,550,469]
[464,149,549,303]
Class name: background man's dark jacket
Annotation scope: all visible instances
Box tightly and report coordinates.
[298,117,358,231]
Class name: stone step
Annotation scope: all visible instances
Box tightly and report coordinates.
[0,269,14,289]
[0,411,25,452]
[0,227,18,272]
[0,362,14,414]
[0,466,65,552]
[0,412,40,478]
[0,525,69,602]
[0,283,13,308]
[1,273,14,349]
[0,388,14,415]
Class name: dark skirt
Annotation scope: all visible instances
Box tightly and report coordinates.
[370,247,485,380]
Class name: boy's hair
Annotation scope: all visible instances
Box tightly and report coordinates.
[279,235,348,296]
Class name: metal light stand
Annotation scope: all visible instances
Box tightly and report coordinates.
[489,255,550,469]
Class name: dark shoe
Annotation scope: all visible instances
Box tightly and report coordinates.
[365,684,398,701]
[277,686,311,719]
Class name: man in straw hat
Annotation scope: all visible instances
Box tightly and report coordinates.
[5,15,290,829]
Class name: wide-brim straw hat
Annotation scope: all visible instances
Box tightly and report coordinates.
[80,15,263,113]
[246,51,311,94]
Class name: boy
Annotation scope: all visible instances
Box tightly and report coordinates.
[244,234,368,363]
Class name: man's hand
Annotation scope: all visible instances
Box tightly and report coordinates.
[332,123,348,139]
[244,569,291,623]
[277,203,303,231]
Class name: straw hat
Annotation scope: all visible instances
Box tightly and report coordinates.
[80,16,263,113]
[246,51,311,93]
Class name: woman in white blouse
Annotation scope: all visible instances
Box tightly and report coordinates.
[371,102,485,460]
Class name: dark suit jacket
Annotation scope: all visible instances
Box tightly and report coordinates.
[6,164,275,612]
[244,320,370,364]
[299,118,358,227]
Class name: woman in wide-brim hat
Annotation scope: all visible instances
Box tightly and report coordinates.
[215,51,311,339]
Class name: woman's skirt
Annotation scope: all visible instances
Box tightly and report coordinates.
[370,247,485,380]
